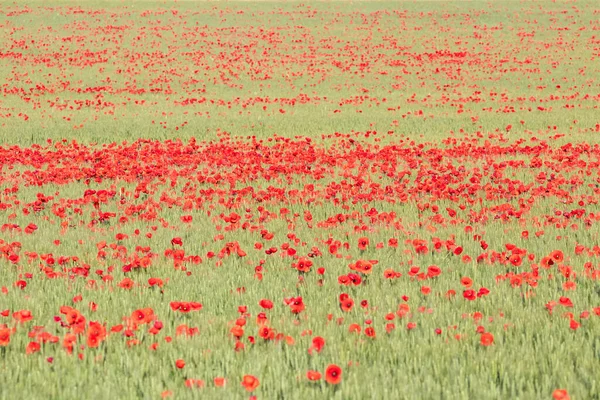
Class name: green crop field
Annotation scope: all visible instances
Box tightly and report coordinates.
[0,1,599,399]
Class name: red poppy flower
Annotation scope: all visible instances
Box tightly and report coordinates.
[13,310,33,323]
[383,268,396,279]
[552,389,570,400]
[26,341,41,354]
[340,298,354,312]
[0,328,10,346]
[148,278,164,287]
[295,257,313,273]
[427,265,441,278]
[311,336,325,353]
[325,364,342,385]
[241,375,259,392]
[397,303,410,318]
[118,278,134,290]
[463,289,477,301]
[348,274,362,286]
[14,280,26,290]
[131,308,154,325]
[480,332,494,346]
[230,325,244,339]
[357,237,369,251]
[307,370,322,381]
[569,319,580,330]
[289,297,305,314]
[184,379,205,388]
[214,377,226,387]
[364,327,376,338]
[355,260,373,274]
[259,326,274,340]
[559,297,573,308]
[550,250,564,264]
[509,254,522,267]
[259,299,273,310]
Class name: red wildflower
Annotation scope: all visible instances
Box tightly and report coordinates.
[259,299,273,310]
[427,265,441,278]
[364,327,376,338]
[463,290,477,301]
[241,375,259,392]
[307,370,322,381]
[26,341,41,354]
[325,364,342,385]
[552,389,570,400]
[569,319,580,331]
[480,332,494,346]
[357,237,369,250]
[559,297,573,308]
[289,297,305,314]
[550,250,564,264]
[310,336,325,353]
[340,298,354,312]
[214,377,226,387]
[460,277,473,288]
[0,328,10,346]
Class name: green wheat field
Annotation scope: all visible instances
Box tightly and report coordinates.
[0,1,599,399]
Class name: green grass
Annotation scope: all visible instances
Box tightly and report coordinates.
[1,1,600,400]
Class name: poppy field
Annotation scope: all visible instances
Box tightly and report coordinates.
[1,1,600,399]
